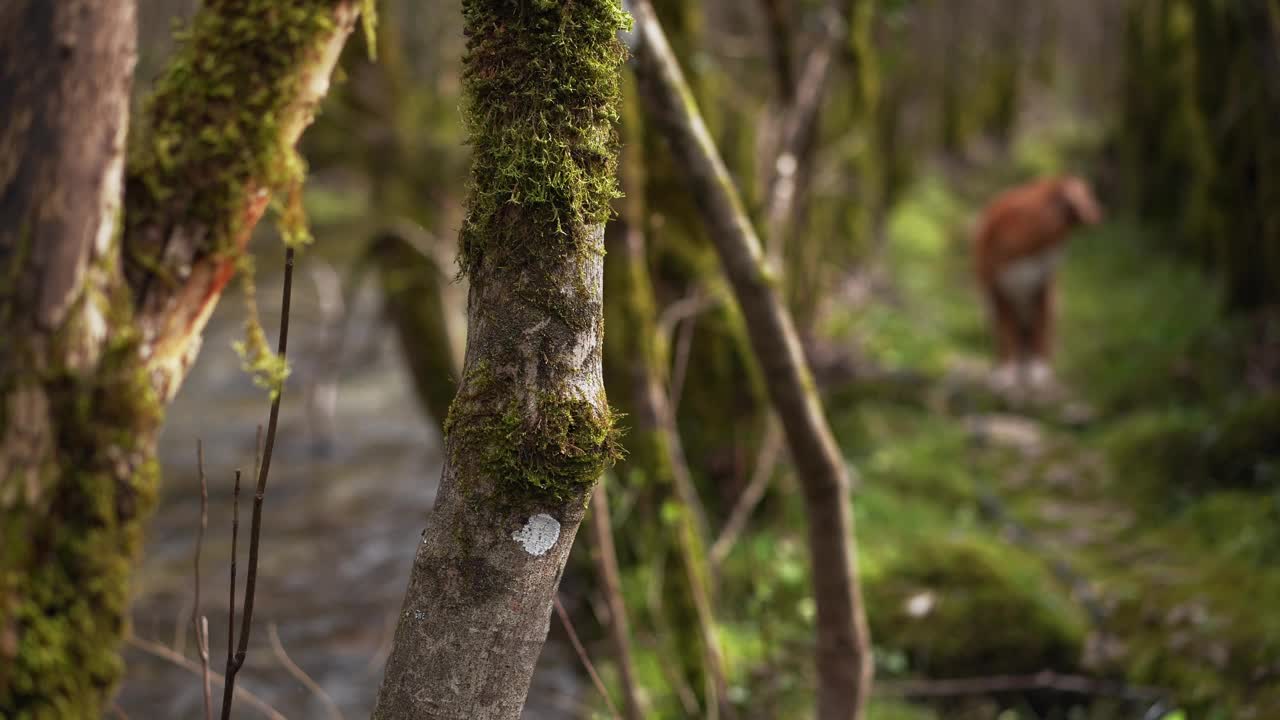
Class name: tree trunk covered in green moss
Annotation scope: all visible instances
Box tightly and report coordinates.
[370,2,628,718]
[640,0,768,497]
[1121,0,1280,309]
[0,2,140,713]
[0,1,358,714]
[603,74,734,719]
[632,3,873,719]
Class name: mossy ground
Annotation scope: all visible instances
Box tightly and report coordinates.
[592,121,1279,718]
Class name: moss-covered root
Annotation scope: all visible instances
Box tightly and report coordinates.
[371,2,628,718]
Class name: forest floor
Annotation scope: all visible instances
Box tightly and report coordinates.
[804,154,1280,720]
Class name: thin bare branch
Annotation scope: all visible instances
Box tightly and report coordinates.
[710,417,785,570]
[127,634,288,720]
[656,288,717,343]
[222,467,241,715]
[637,630,699,717]
[756,0,796,101]
[668,308,698,415]
[632,4,873,716]
[553,595,621,720]
[222,245,296,720]
[876,670,1169,703]
[198,617,213,720]
[267,623,344,720]
[588,482,644,720]
[195,439,212,720]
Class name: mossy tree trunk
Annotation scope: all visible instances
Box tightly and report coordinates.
[370,2,628,718]
[0,1,359,714]
[641,0,767,502]
[632,2,873,719]
[1121,0,1280,309]
[604,74,733,719]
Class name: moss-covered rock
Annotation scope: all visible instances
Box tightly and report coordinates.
[866,537,1088,677]
[1105,393,1280,496]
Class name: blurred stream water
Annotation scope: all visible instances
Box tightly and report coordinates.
[115,259,583,719]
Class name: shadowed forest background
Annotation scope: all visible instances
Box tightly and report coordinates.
[3,0,1279,718]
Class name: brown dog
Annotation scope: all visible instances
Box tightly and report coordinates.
[972,176,1102,388]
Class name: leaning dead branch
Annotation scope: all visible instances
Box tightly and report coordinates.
[267,623,344,720]
[632,3,873,717]
[553,595,622,720]
[587,482,645,720]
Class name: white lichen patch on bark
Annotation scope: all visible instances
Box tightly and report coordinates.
[512,513,561,556]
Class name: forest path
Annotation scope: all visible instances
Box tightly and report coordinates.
[827,161,1280,716]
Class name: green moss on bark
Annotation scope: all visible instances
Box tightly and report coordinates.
[456,0,629,287]
[445,361,621,506]
[125,0,347,265]
[1120,0,1280,308]
[439,0,629,509]
[2,307,163,715]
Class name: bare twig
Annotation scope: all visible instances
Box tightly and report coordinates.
[268,623,344,720]
[656,288,716,344]
[223,467,241,713]
[875,670,1169,703]
[553,595,621,720]
[668,308,698,415]
[127,634,288,720]
[198,617,212,720]
[195,439,212,720]
[654,388,732,720]
[588,482,644,720]
[221,245,296,720]
[710,417,784,570]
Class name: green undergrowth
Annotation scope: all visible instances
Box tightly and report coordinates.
[596,149,1278,717]
[820,162,1280,717]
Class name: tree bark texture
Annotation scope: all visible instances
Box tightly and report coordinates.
[631,3,874,719]
[0,2,139,711]
[0,1,358,714]
[370,2,628,718]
